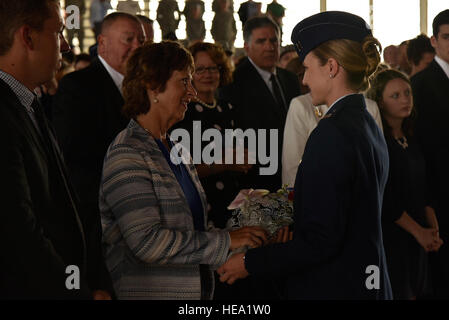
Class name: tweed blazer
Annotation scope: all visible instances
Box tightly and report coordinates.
[99,119,231,300]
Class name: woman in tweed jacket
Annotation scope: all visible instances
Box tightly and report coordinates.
[99,41,268,300]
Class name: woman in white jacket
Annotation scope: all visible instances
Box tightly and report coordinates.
[282,92,383,187]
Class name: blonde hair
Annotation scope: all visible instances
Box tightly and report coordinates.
[313,36,382,91]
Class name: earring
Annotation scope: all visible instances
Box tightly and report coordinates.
[153,98,159,103]
[329,74,334,78]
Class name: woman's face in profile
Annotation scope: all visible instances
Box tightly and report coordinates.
[302,52,330,106]
[380,78,413,121]
[192,51,221,97]
[155,68,197,125]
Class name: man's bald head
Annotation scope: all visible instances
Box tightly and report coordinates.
[100,12,142,36]
[98,12,145,75]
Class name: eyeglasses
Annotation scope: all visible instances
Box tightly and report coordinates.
[194,66,221,75]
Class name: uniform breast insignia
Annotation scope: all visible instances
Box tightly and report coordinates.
[314,106,323,119]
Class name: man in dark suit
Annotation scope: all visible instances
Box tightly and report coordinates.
[220,16,301,191]
[52,12,145,261]
[0,0,113,299]
[411,9,449,299]
[218,11,392,300]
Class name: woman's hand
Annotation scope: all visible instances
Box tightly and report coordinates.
[268,226,293,244]
[429,230,444,252]
[415,227,440,252]
[395,211,442,252]
[431,236,444,251]
[229,226,268,250]
[424,206,444,251]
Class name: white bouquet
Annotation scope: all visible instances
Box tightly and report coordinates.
[226,186,294,237]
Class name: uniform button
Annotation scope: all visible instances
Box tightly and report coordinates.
[195,104,204,112]
[216,181,224,190]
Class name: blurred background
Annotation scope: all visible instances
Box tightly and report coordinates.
[62,0,448,54]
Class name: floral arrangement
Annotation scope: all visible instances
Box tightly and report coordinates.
[226,186,295,237]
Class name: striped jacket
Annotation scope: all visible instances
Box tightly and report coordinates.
[99,119,231,299]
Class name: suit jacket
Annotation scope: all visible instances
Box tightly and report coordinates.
[52,57,127,255]
[411,60,449,228]
[219,57,301,190]
[245,94,393,299]
[100,119,231,299]
[0,79,93,299]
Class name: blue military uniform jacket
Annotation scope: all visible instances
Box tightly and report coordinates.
[245,94,393,299]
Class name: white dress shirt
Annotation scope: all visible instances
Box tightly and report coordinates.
[282,93,383,187]
[435,55,449,79]
[247,56,277,96]
[98,55,124,95]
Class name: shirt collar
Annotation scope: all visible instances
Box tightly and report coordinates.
[0,70,36,111]
[248,56,277,83]
[98,55,124,94]
[434,55,449,79]
[324,93,359,116]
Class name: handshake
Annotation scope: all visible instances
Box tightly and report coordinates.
[217,226,292,285]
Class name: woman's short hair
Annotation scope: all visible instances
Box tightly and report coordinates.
[188,42,233,87]
[312,36,382,92]
[366,69,414,137]
[122,41,194,119]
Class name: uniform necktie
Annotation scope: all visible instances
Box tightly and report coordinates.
[270,73,287,112]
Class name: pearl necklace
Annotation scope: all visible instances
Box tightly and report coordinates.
[195,97,217,109]
[395,136,408,149]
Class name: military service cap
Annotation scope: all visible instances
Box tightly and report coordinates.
[291,11,372,61]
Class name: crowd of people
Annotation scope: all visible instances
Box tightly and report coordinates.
[0,0,448,300]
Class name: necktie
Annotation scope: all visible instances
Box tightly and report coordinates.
[270,73,287,112]
[31,99,54,153]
